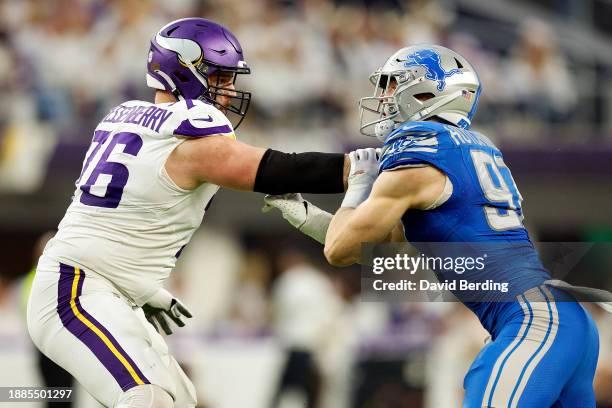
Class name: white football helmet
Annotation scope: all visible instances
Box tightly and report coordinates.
[359,45,481,142]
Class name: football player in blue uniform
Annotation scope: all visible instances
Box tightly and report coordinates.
[265,45,600,407]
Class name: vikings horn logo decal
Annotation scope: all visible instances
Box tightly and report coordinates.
[155,32,203,67]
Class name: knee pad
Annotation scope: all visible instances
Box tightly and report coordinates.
[115,384,173,408]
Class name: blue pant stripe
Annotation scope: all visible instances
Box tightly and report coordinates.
[508,287,556,407]
[487,294,533,407]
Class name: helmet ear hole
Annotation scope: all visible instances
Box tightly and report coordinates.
[174,71,190,83]
[414,92,435,102]
[454,58,463,69]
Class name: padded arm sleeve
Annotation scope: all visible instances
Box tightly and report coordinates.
[254,149,345,194]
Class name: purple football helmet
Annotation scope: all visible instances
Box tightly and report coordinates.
[146,18,251,128]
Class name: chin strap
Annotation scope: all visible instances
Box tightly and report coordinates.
[172,89,184,101]
[410,90,463,123]
[151,70,185,101]
[374,119,399,142]
[183,59,212,101]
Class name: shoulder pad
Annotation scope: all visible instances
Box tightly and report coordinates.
[167,99,235,138]
[380,121,448,172]
[385,121,446,145]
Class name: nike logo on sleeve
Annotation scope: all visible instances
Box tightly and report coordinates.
[192,116,213,122]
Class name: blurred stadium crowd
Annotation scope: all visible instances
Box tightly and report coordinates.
[0,0,611,407]
[1,0,611,149]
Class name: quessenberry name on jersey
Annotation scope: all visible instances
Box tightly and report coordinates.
[101,104,173,132]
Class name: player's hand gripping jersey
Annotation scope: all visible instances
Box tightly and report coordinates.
[42,99,232,305]
[379,121,551,333]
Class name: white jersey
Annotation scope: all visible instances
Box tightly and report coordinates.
[42,98,235,305]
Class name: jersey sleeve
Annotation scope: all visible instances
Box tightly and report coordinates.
[169,99,236,139]
[379,121,451,174]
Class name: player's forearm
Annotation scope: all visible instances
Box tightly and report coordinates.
[324,217,396,266]
[324,208,361,266]
[342,154,350,190]
[325,195,405,265]
[253,149,348,194]
[169,138,349,192]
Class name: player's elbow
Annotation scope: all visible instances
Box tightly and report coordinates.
[324,241,355,267]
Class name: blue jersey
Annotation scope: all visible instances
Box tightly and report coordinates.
[379,121,551,333]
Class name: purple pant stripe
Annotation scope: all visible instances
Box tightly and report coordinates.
[73,269,150,384]
[56,263,150,390]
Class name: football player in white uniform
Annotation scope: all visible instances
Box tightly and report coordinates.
[26,18,358,407]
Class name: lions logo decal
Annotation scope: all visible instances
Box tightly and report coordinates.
[402,49,461,91]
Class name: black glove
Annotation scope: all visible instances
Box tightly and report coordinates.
[142,288,193,335]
